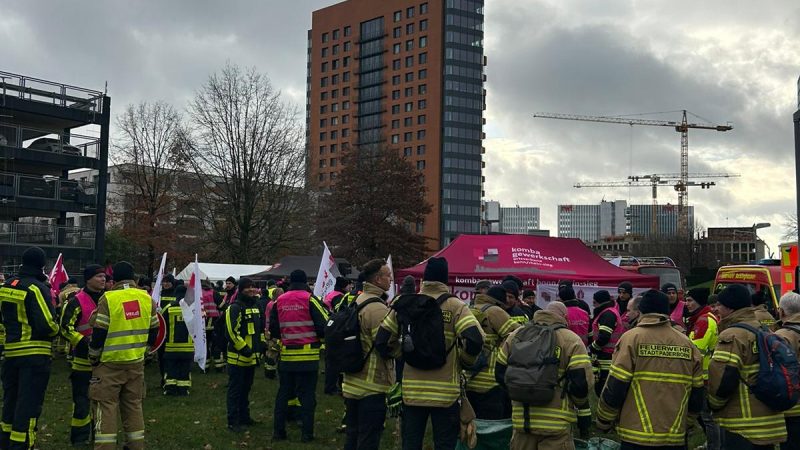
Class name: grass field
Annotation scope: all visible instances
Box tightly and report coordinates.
[32,357,705,449]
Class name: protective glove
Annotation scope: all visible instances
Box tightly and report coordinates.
[387,382,403,418]
[240,346,253,358]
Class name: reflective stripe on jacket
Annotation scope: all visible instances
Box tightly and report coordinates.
[163,303,194,354]
[776,313,800,418]
[201,289,219,319]
[466,294,519,393]
[75,290,96,337]
[592,304,624,354]
[0,275,59,358]
[687,306,718,379]
[99,289,153,363]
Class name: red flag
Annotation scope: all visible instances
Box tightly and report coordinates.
[48,253,68,305]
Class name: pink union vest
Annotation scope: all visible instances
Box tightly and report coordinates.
[566,306,590,346]
[592,306,625,354]
[75,290,97,337]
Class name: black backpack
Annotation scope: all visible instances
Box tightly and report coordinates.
[392,293,454,370]
[733,323,800,411]
[325,297,383,374]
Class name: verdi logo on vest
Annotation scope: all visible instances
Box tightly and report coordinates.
[123,300,142,320]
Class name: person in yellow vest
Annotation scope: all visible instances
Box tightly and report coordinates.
[161,285,194,395]
[708,284,788,449]
[0,247,60,450]
[775,291,800,450]
[87,261,160,450]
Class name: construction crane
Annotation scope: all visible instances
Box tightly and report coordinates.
[575,172,740,236]
[534,110,733,238]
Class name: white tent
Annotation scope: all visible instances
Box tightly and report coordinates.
[176,262,272,282]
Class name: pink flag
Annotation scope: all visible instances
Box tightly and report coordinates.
[48,253,68,304]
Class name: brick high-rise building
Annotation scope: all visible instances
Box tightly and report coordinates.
[308,0,486,248]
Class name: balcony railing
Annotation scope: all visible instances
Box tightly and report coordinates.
[0,70,104,114]
[0,124,100,159]
[0,172,96,205]
[0,221,95,249]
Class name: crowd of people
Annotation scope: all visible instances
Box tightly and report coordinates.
[2,246,800,450]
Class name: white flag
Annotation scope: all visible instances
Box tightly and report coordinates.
[313,242,337,299]
[609,257,623,267]
[179,255,207,371]
[387,255,396,299]
[150,253,168,312]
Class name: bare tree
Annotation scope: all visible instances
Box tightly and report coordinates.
[111,101,191,275]
[783,212,798,241]
[185,64,309,263]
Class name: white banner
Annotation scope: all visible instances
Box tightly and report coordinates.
[179,255,207,371]
[150,253,168,312]
[313,242,337,299]
[386,255,395,299]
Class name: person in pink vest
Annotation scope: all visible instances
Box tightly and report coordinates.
[662,283,686,332]
[201,280,225,372]
[560,283,591,347]
[269,270,328,443]
[324,277,352,312]
[590,290,625,396]
[616,281,633,324]
[58,264,106,446]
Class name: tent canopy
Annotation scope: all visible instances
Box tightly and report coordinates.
[176,263,272,282]
[397,234,659,287]
[246,255,356,281]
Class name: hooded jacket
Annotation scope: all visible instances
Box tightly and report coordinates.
[686,305,718,379]
[753,304,777,330]
[597,313,704,446]
[466,293,520,393]
[776,312,800,418]
[496,309,593,435]
[708,307,787,444]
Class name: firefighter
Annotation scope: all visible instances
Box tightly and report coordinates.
[495,302,593,448]
[334,274,364,313]
[466,285,520,421]
[596,289,705,449]
[502,276,530,325]
[59,263,106,446]
[752,291,777,329]
[590,290,625,396]
[685,287,720,450]
[708,284,788,448]
[201,280,224,372]
[156,274,177,385]
[776,291,800,450]
[616,281,634,323]
[270,270,328,442]
[225,277,266,433]
[87,261,160,450]
[161,285,193,395]
[0,247,60,450]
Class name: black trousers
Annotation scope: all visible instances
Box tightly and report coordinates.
[401,402,459,450]
[0,356,51,450]
[163,356,192,395]
[722,429,774,450]
[69,370,92,445]
[226,365,255,427]
[621,443,685,450]
[594,353,612,397]
[344,394,386,450]
[274,369,318,438]
[324,351,341,394]
[157,346,166,385]
[466,386,511,420]
[783,416,800,450]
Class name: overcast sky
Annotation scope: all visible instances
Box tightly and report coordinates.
[3,0,799,253]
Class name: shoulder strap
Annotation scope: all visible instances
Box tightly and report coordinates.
[355,297,383,312]
[436,293,453,305]
[550,323,567,331]
[480,304,495,313]
[784,324,800,336]
[731,323,761,335]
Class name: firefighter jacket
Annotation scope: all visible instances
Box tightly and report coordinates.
[162,301,194,358]
[685,305,718,380]
[753,304,777,330]
[0,266,59,358]
[60,288,102,371]
[375,280,484,408]
[88,280,159,364]
[564,299,591,346]
[708,307,787,445]
[342,283,395,400]
[160,287,176,311]
[268,285,327,371]
[58,284,80,308]
[334,289,360,313]
[495,309,593,435]
[507,305,530,325]
[596,313,704,446]
[776,312,800,418]
[225,293,266,367]
[466,293,520,393]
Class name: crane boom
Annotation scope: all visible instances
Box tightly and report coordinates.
[532,111,733,131]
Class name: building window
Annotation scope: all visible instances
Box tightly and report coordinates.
[392,134,400,144]
[404,132,412,142]
[331,116,339,125]
[404,87,413,97]
[407,6,415,18]
[406,23,414,34]
[405,72,414,82]
[393,43,401,54]
[320,105,328,113]
[333,44,339,55]
[344,41,351,51]
[406,39,414,51]
[417,160,426,170]
[319,173,326,182]
[320,132,327,141]
[392,119,400,129]
[418,69,427,79]
[418,114,426,125]
[321,62,328,72]
[322,32,329,43]
[420,19,428,31]
[319,145,326,155]
[331,103,339,112]
[393,10,401,22]
[321,91,328,100]
[392,90,401,100]
[320,118,327,127]
[418,84,427,95]
[342,71,350,81]
[404,147,413,157]
[331,89,338,99]
[344,26,351,36]
[404,116,413,126]
[392,104,400,114]
[417,129,426,139]
[417,144,426,155]
[330,172,337,181]
[342,114,349,123]
[330,158,337,167]
[392,75,401,85]
[418,99,427,109]
[330,143,338,152]
[319,159,327,168]
[341,128,349,137]
[330,130,338,139]
[405,102,413,112]
[343,56,350,67]
[322,47,328,57]
[419,36,427,48]
[343,87,350,96]
[333,29,340,40]
[393,27,401,38]
[342,101,350,110]
[405,56,414,67]
[332,74,339,85]
[393,59,401,70]
[419,52,427,64]
[420,2,428,14]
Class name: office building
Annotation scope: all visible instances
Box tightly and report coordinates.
[628,204,695,237]
[500,206,540,234]
[0,70,110,273]
[557,200,627,242]
[308,0,486,248]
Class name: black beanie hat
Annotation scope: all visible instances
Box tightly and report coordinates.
[238,277,254,290]
[267,280,276,287]
[226,276,236,284]
[22,246,46,268]
[502,275,524,291]
[502,280,520,297]
[718,284,751,311]
[423,257,448,284]
[290,270,308,284]
[661,282,678,293]
[487,286,507,304]
[163,274,175,284]
[558,285,576,300]
[638,289,670,315]
[174,284,187,300]
[593,290,612,304]
[618,281,633,295]
[687,287,710,306]
[83,264,105,283]
[400,275,416,295]
[334,276,350,292]
[522,289,535,299]
[112,261,135,282]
